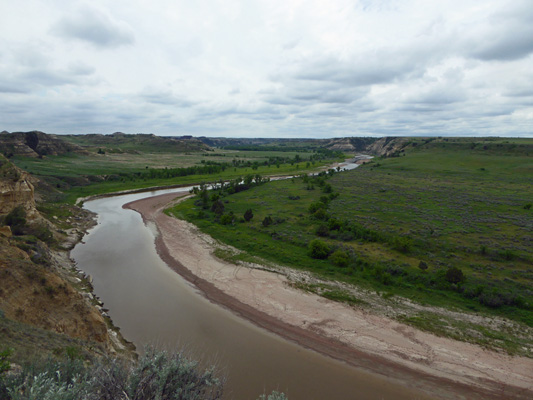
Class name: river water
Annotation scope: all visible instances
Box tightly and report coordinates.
[72,184,434,400]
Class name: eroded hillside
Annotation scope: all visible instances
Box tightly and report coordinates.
[0,154,132,363]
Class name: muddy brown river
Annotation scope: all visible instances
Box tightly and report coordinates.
[72,188,436,400]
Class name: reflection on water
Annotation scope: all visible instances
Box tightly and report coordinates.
[72,185,432,400]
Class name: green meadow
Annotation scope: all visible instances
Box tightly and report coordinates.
[169,138,533,355]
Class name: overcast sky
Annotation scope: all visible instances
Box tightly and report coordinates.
[1,0,532,138]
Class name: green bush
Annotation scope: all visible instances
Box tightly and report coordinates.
[4,206,26,235]
[315,224,329,237]
[391,236,412,253]
[220,213,234,225]
[244,208,253,222]
[312,208,328,220]
[211,200,225,216]
[445,266,466,285]
[0,348,12,375]
[329,250,350,267]
[308,202,325,214]
[308,239,330,259]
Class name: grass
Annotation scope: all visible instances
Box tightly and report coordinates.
[167,138,533,354]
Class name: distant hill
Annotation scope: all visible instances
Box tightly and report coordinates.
[62,132,212,153]
[196,137,328,150]
[0,131,88,158]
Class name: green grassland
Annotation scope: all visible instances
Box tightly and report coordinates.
[168,138,533,354]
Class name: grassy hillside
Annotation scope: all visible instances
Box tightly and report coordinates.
[169,138,533,355]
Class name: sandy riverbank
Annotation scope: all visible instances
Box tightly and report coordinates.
[124,191,533,400]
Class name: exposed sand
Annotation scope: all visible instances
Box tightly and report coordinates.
[124,192,533,400]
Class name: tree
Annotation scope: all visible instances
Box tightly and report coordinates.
[244,208,253,222]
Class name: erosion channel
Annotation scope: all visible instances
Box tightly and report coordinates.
[72,186,436,400]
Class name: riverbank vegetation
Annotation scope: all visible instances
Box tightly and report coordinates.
[169,137,533,356]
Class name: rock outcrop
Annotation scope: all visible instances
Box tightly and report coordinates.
[0,155,39,219]
[0,131,88,158]
[325,137,377,152]
[365,137,410,157]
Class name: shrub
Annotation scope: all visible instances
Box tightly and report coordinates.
[445,266,465,284]
[1,348,225,400]
[319,195,329,204]
[524,203,532,210]
[0,348,12,375]
[308,239,330,259]
[315,224,329,237]
[329,250,350,267]
[327,218,341,231]
[392,236,412,253]
[211,200,225,216]
[262,216,273,227]
[308,202,325,214]
[312,208,328,220]
[4,206,26,234]
[219,214,234,225]
[244,209,253,222]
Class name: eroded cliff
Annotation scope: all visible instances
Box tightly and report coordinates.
[0,154,132,359]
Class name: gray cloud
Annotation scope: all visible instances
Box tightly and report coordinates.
[294,53,423,87]
[0,80,30,94]
[52,7,134,48]
[466,1,533,61]
[140,88,196,107]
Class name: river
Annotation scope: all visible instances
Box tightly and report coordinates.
[71,183,434,400]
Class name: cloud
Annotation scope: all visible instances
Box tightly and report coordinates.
[139,87,196,107]
[1,0,532,137]
[465,1,533,61]
[52,6,134,48]
[293,52,423,87]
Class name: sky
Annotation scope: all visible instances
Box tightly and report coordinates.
[1,0,532,138]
